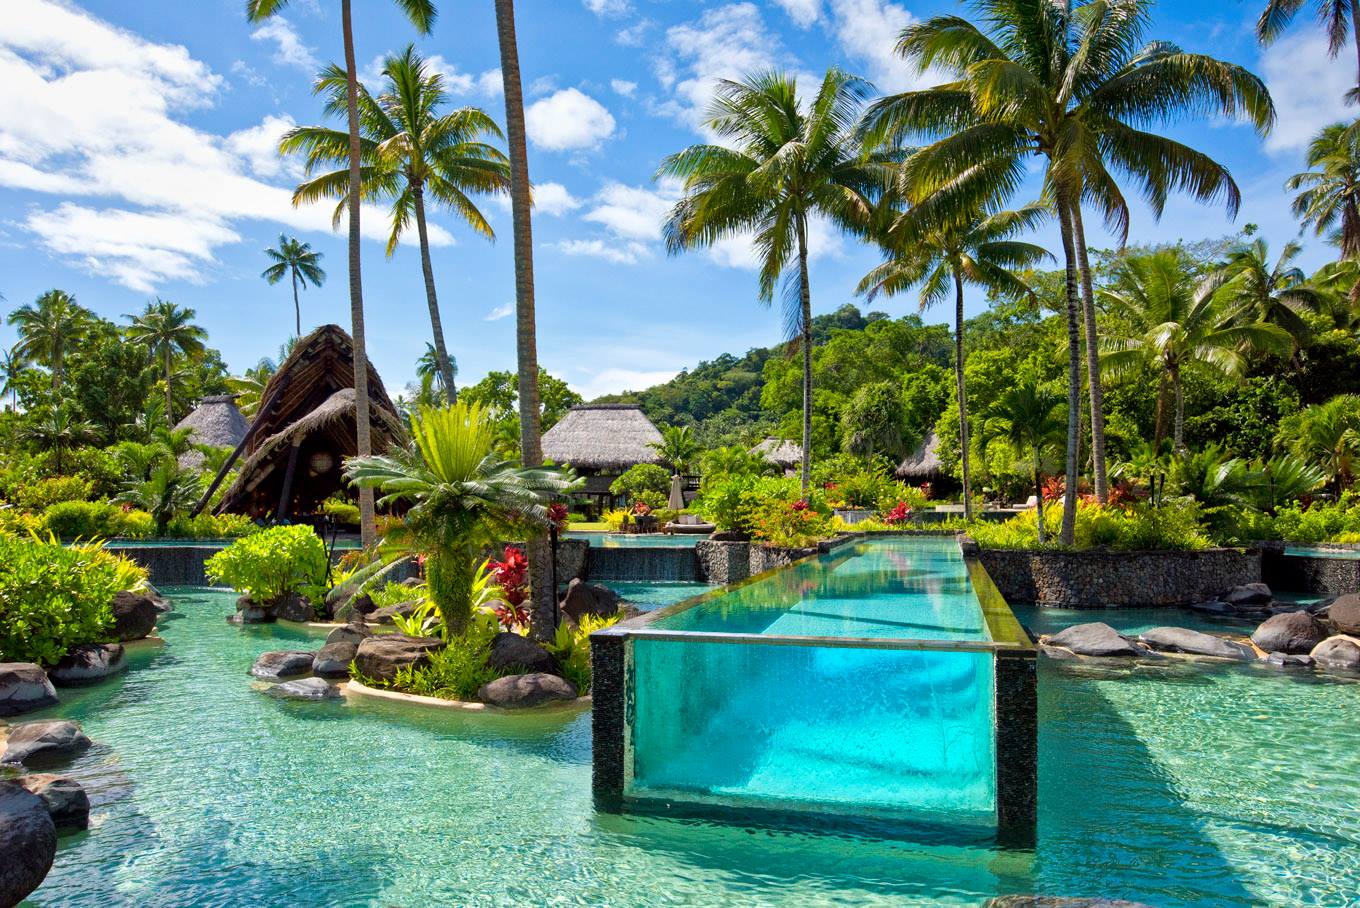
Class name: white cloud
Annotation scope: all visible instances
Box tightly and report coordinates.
[224,114,297,179]
[534,182,582,216]
[610,78,637,97]
[828,0,929,93]
[1261,31,1353,153]
[484,303,514,321]
[572,367,679,399]
[362,53,501,98]
[659,4,783,130]
[583,0,632,16]
[773,0,822,27]
[477,69,504,96]
[525,88,616,151]
[615,20,652,47]
[249,17,318,72]
[552,238,651,264]
[705,215,846,270]
[583,179,681,241]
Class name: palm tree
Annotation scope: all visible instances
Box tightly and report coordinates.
[261,234,326,337]
[345,400,577,634]
[649,425,701,476]
[247,0,437,550]
[858,203,1050,520]
[1114,438,1174,507]
[7,289,91,391]
[281,46,510,399]
[1214,238,1321,343]
[1098,251,1293,451]
[863,0,1274,540]
[661,68,885,494]
[124,299,207,426]
[1288,122,1360,262]
[1277,394,1360,492]
[1257,1,1360,103]
[23,401,96,475]
[116,460,203,536]
[0,348,25,411]
[980,381,1067,545]
[415,342,456,403]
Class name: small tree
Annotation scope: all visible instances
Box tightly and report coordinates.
[840,380,908,465]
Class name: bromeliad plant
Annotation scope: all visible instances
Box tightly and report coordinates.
[346,400,579,635]
[487,545,529,630]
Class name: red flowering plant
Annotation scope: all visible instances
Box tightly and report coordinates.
[919,482,933,501]
[488,546,530,631]
[1041,475,1064,503]
[632,501,652,516]
[791,499,810,512]
[547,502,570,530]
[883,502,913,525]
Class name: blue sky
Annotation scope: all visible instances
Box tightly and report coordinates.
[0,0,1353,399]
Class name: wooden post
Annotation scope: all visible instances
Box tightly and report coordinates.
[276,442,302,521]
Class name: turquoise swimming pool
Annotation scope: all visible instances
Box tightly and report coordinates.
[565,531,700,548]
[608,580,719,609]
[19,586,1360,906]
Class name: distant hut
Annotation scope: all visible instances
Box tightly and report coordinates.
[896,429,944,484]
[541,404,662,514]
[210,325,404,521]
[751,437,803,477]
[174,394,249,471]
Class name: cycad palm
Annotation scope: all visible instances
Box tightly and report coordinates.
[281,45,509,401]
[124,299,207,426]
[661,68,887,493]
[1277,394,1360,492]
[1288,122,1360,261]
[7,289,91,391]
[1214,238,1320,344]
[23,401,96,475]
[858,202,1050,519]
[1257,1,1360,102]
[862,0,1274,541]
[261,234,326,337]
[247,0,437,550]
[980,381,1067,544]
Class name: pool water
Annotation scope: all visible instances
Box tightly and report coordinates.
[19,588,1360,907]
[1283,545,1360,560]
[608,581,719,609]
[565,532,700,548]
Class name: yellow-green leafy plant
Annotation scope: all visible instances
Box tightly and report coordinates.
[546,613,621,693]
[205,525,328,604]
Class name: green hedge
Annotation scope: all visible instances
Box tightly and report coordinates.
[205,525,328,603]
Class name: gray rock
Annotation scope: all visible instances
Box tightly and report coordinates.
[272,592,316,623]
[325,621,372,646]
[560,578,621,623]
[1044,623,1142,657]
[49,643,126,687]
[1188,600,1232,615]
[264,677,342,700]
[248,651,314,681]
[347,593,377,616]
[1224,582,1272,607]
[486,632,561,676]
[477,672,578,708]
[143,583,172,613]
[353,635,443,682]
[14,773,89,832]
[111,590,158,641]
[1139,627,1255,661]
[0,782,56,906]
[229,605,273,624]
[1327,594,1360,635]
[1310,635,1360,673]
[984,898,1155,908]
[311,641,358,679]
[1,720,91,766]
[1251,612,1328,655]
[1265,651,1315,669]
[369,600,421,625]
[0,663,58,717]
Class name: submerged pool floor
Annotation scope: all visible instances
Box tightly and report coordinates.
[20,587,1360,907]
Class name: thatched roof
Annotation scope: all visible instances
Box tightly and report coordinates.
[175,395,249,470]
[541,404,662,473]
[751,437,803,469]
[897,429,943,479]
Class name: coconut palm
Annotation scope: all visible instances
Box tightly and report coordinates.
[247,0,437,550]
[7,289,91,391]
[660,68,886,494]
[858,202,1050,520]
[415,342,456,404]
[1288,121,1360,261]
[1257,1,1360,103]
[281,47,510,400]
[345,400,578,634]
[1098,251,1293,451]
[124,299,207,426]
[649,425,701,475]
[862,0,1275,539]
[980,381,1067,545]
[261,234,326,337]
[1276,394,1360,492]
[0,348,25,411]
[1214,238,1321,344]
[23,401,96,475]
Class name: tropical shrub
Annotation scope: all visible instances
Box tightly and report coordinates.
[609,463,670,500]
[0,508,47,538]
[546,612,620,693]
[1269,493,1360,544]
[695,473,757,533]
[205,525,328,603]
[320,497,362,526]
[749,498,835,548]
[12,476,95,512]
[969,500,1212,551]
[601,508,631,532]
[369,579,430,608]
[163,512,259,539]
[365,613,501,701]
[630,489,668,511]
[44,500,152,539]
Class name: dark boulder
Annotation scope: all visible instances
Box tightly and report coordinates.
[0,664,58,717]
[14,774,89,833]
[1,720,91,766]
[248,651,314,681]
[1251,612,1328,655]
[143,583,172,613]
[1311,635,1360,673]
[271,593,316,623]
[347,593,377,616]
[1138,627,1254,661]
[353,635,443,683]
[486,632,561,676]
[369,600,421,625]
[560,578,621,623]
[0,782,56,907]
[1327,594,1360,635]
[1044,623,1142,657]
[1223,582,1272,607]
[477,673,578,708]
[264,677,342,700]
[311,641,358,679]
[111,591,158,641]
[325,621,372,646]
[1187,600,1232,616]
[49,644,126,687]
[1265,652,1315,669]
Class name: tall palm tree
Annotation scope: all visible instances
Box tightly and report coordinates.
[1288,121,1360,261]
[661,68,885,494]
[1257,1,1360,103]
[980,381,1067,544]
[1277,393,1360,492]
[649,425,701,475]
[261,234,326,337]
[0,347,25,411]
[124,299,207,426]
[1098,251,1293,450]
[415,342,455,403]
[862,0,1274,540]
[858,202,1050,520]
[7,289,91,391]
[23,401,96,475]
[247,0,437,549]
[1214,238,1321,344]
[281,47,510,400]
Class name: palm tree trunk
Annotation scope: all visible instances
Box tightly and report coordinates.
[1033,456,1046,546]
[1153,372,1170,447]
[495,0,551,639]
[952,268,973,521]
[1172,363,1186,452]
[51,344,61,392]
[164,348,174,427]
[1351,0,1360,101]
[1068,202,1110,503]
[341,0,376,547]
[1055,194,1083,547]
[291,269,301,337]
[412,183,458,402]
[797,215,813,496]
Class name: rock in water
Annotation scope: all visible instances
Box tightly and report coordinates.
[271,593,316,623]
[49,644,127,687]
[1138,627,1254,661]
[0,664,58,717]
[264,677,342,700]
[14,774,89,833]
[1251,612,1328,655]
[486,633,562,676]
[1327,594,1360,635]
[325,621,372,646]
[477,673,578,708]
[1044,623,1142,657]
[353,635,443,682]
[1223,583,1272,607]
[111,591,158,641]
[560,578,621,623]
[311,641,358,679]
[1310,635,1360,673]
[248,651,315,681]
[1,721,92,766]
[0,782,57,906]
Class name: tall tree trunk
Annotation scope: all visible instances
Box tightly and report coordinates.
[51,344,61,392]
[412,182,457,402]
[1172,363,1186,452]
[1152,372,1170,447]
[341,0,376,547]
[1352,0,1360,102]
[953,268,973,521]
[1069,202,1109,503]
[1033,457,1046,545]
[291,269,301,337]
[796,215,813,495]
[495,0,551,638]
[1055,194,1083,546]
[164,348,174,427]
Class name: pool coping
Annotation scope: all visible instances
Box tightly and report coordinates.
[344,678,592,713]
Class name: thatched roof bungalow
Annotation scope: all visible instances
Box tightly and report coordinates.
[175,394,249,471]
[896,429,943,482]
[751,437,803,475]
[541,404,662,512]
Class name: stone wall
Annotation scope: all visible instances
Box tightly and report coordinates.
[1263,545,1360,596]
[694,540,750,584]
[969,542,1263,608]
